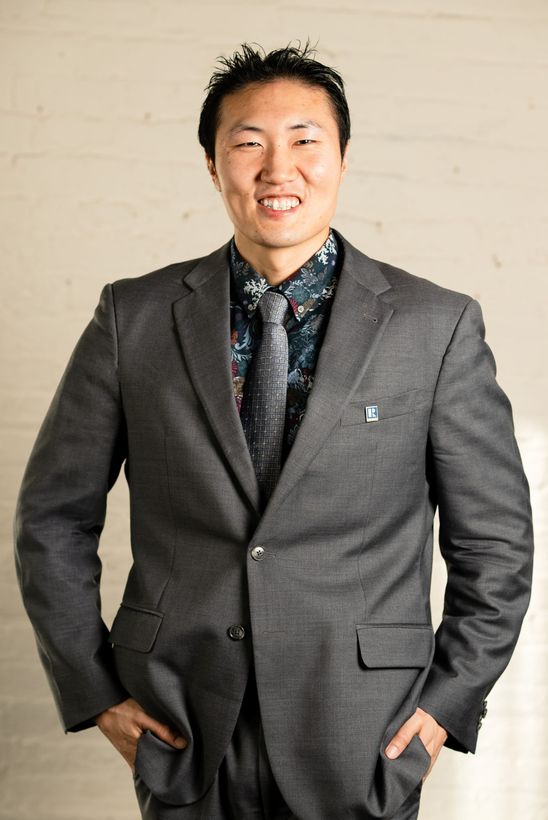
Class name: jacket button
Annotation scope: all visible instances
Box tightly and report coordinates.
[481,701,488,718]
[250,545,265,561]
[227,624,246,640]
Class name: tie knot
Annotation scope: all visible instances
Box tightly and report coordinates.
[258,289,292,326]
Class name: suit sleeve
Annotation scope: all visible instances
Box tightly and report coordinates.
[417,298,534,754]
[14,283,130,732]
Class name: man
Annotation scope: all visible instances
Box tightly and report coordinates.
[14,42,534,820]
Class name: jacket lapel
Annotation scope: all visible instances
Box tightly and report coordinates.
[258,230,394,523]
[172,241,263,515]
[172,230,394,520]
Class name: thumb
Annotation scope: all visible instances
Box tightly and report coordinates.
[144,718,187,749]
[385,718,416,759]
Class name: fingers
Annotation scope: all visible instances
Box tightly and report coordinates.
[385,717,420,759]
[142,715,187,749]
[385,709,433,759]
[385,707,448,785]
[96,697,187,770]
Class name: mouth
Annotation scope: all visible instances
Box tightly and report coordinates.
[257,196,301,212]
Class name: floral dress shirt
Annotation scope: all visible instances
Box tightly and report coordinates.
[229,228,341,463]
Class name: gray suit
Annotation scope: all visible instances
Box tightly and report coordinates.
[14,229,534,819]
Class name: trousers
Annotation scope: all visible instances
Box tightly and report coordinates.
[133,662,423,820]
[134,662,294,820]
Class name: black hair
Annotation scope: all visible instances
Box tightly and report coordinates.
[198,39,351,163]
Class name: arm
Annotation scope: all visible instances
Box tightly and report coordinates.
[14,283,129,732]
[416,297,534,754]
[385,298,534,769]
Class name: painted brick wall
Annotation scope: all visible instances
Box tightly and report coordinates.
[1,1,546,817]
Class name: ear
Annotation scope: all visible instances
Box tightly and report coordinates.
[205,153,222,192]
[340,140,350,178]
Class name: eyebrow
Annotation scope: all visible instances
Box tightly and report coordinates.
[228,119,324,135]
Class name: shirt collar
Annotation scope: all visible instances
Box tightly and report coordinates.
[229,228,339,322]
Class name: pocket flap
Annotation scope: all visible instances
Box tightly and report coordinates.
[108,603,164,652]
[356,623,434,668]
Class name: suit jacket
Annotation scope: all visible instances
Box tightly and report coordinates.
[14,229,534,819]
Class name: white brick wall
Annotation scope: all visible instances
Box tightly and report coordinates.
[1,1,546,817]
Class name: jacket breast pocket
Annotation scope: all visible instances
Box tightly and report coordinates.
[340,387,431,427]
[108,602,164,653]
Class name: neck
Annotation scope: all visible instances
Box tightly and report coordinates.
[233,227,330,287]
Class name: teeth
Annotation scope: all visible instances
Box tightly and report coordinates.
[259,197,300,211]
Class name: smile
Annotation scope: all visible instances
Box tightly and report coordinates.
[258,197,300,211]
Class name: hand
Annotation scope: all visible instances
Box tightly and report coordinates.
[384,707,448,782]
[95,697,187,772]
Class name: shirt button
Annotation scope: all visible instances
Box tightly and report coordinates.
[227,624,246,641]
[297,305,304,313]
[250,545,265,561]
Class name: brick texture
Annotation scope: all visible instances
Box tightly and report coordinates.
[1,1,546,818]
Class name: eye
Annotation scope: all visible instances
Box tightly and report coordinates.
[296,139,316,145]
[237,141,261,148]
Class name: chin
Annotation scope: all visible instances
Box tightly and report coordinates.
[256,236,301,249]
[253,227,318,249]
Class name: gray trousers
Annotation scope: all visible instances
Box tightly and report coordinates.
[133,664,423,820]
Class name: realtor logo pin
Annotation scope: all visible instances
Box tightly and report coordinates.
[365,405,379,423]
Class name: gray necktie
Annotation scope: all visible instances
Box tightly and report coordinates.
[240,289,292,505]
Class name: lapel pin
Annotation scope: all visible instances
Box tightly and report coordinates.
[365,405,379,422]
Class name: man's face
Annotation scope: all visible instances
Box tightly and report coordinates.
[206,79,348,256]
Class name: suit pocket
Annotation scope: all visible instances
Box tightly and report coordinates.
[356,623,434,668]
[108,603,164,652]
[340,387,430,426]
[357,625,435,816]
[134,728,198,805]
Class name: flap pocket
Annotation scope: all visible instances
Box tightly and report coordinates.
[356,623,434,668]
[340,387,430,426]
[108,603,164,652]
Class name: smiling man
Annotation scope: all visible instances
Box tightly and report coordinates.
[15,42,534,820]
[206,79,348,285]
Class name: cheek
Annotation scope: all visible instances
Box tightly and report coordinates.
[306,158,342,189]
[222,168,258,200]
[221,186,256,217]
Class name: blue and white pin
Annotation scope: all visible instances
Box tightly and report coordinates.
[365,405,379,423]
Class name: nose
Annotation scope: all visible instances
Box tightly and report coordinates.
[259,143,297,184]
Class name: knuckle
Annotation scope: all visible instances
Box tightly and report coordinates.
[395,731,411,745]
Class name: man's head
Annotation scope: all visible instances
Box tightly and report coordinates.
[198,41,351,165]
[198,41,351,277]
